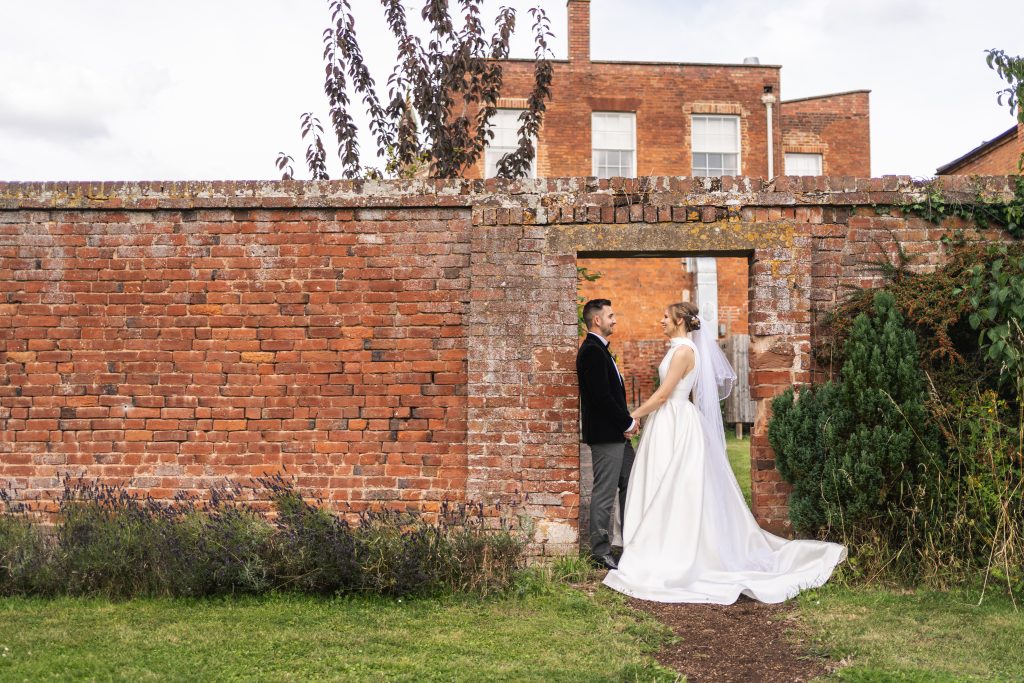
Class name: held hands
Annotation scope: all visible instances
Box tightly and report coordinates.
[624,418,640,439]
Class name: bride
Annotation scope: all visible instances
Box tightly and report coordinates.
[602,302,846,604]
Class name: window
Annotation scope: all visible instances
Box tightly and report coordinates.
[592,112,636,178]
[691,115,740,177]
[485,110,535,178]
[784,152,823,176]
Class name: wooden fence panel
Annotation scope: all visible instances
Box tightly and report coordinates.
[724,334,756,425]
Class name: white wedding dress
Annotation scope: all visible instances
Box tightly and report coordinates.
[603,336,847,604]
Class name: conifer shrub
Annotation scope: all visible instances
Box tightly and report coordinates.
[773,284,1022,593]
[771,292,939,574]
[824,291,938,532]
[772,292,935,537]
[768,382,840,535]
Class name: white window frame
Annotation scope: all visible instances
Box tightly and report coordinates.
[784,152,823,176]
[691,114,741,177]
[591,112,637,179]
[485,109,536,179]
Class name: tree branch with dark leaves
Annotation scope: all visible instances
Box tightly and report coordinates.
[495,8,553,180]
[300,113,329,181]
[321,24,360,179]
[276,153,295,180]
[276,0,553,181]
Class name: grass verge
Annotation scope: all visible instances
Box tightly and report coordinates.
[797,585,1023,681]
[0,582,678,682]
[725,431,752,506]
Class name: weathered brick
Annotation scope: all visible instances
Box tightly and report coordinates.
[1,175,1017,552]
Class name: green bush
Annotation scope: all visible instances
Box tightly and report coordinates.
[957,244,1024,397]
[55,481,186,598]
[435,502,526,596]
[921,388,1023,592]
[825,291,938,532]
[773,287,1022,593]
[350,509,447,596]
[188,505,276,596]
[768,381,840,535]
[267,488,360,595]
[772,292,936,540]
[264,479,526,598]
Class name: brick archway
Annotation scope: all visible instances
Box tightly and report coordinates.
[465,212,810,550]
[462,173,1014,554]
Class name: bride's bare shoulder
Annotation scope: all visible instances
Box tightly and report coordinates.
[669,344,695,366]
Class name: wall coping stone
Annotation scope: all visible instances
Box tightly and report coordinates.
[0,176,1016,212]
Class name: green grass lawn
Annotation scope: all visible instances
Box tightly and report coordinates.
[6,582,1017,683]
[723,432,1024,680]
[798,585,1024,681]
[725,431,752,506]
[0,587,677,682]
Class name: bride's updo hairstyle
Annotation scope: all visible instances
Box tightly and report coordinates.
[667,302,701,332]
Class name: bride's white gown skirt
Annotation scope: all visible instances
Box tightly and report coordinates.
[603,386,846,605]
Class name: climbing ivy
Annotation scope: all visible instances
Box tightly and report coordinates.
[900,176,1024,240]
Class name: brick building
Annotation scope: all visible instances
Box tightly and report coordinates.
[936,123,1023,175]
[467,0,871,182]
[474,0,871,410]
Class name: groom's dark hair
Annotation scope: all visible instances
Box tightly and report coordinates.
[582,298,612,329]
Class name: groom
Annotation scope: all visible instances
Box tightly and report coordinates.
[576,298,637,570]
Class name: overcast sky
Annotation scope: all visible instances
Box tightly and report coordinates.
[1,0,1021,182]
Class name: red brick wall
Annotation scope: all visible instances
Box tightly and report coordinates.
[781,91,871,176]
[2,175,1016,545]
[0,204,470,513]
[717,257,749,336]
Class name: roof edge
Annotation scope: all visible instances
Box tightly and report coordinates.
[781,89,872,105]
[936,126,1019,175]
[498,57,781,69]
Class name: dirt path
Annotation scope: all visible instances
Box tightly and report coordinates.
[629,597,833,682]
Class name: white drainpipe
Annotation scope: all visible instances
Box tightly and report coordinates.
[761,92,777,178]
[691,257,719,339]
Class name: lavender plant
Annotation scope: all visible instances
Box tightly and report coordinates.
[0,476,527,599]
[0,489,53,595]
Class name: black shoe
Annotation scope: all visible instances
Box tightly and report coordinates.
[591,553,618,570]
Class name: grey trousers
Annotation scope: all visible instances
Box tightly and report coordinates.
[589,440,635,558]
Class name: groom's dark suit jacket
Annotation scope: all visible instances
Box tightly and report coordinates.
[576,332,633,445]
